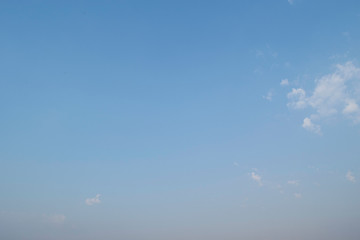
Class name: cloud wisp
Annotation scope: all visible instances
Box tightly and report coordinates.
[250,172,263,186]
[281,79,289,86]
[85,194,101,206]
[294,193,302,198]
[287,180,300,186]
[302,117,322,135]
[263,90,274,101]
[346,171,356,183]
[287,62,360,133]
[43,214,66,225]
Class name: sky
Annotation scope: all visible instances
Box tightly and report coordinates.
[1,0,360,239]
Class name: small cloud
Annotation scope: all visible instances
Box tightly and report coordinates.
[233,161,239,167]
[271,52,278,58]
[85,194,101,206]
[302,117,322,135]
[343,99,359,114]
[263,90,274,101]
[250,172,263,186]
[288,180,300,186]
[288,0,294,5]
[43,214,66,225]
[346,171,356,183]
[280,79,289,86]
[287,88,307,109]
[294,193,302,198]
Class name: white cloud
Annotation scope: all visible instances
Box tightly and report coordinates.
[288,0,294,5]
[85,194,101,206]
[287,180,300,186]
[251,172,263,186]
[343,99,359,114]
[263,90,274,101]
[294,193,302,198]
[233,161,239,167]
[43,214,66,225]
[281,79,289,86]
[287,88,307,109]
[346,171,356,183]
[287,62,360,132]
[302,117,322,135]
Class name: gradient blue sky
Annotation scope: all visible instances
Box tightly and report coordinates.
[1,1,360,239]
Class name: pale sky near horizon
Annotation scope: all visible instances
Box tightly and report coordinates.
[1,1,360,239]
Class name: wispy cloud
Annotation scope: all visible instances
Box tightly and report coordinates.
[287,62,360,133]
[250,172,263,186]
[288,180,300,186]
[346,171,356,183]
[294,193,302,198]
[43,214,66,225]
[85,194,101,206]
[302,117,322,135]
[343,99,359,114]
[255,45,278,59]
[288,0,294,5]
[287,88,307,109]
[263,90,274,101]
[280,79,289,86]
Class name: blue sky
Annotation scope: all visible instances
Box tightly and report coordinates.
[1,0,360,239]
